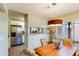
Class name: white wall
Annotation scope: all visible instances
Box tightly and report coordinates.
[10,20,25,31]
[55,11,79,21]
[0,4,8,56]
[8,10,25,30]
[9,10,25,30]
[28,14,49,49]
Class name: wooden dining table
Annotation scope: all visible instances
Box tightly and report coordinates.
[35,43,76,56]
[57,46,75,56]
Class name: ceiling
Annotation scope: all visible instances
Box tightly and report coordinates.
[6,3,79,19]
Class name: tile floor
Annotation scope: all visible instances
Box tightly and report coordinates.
[9,44,27,56]
[9,43,79,56]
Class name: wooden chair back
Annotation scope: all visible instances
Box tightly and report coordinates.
[40,38,48,46]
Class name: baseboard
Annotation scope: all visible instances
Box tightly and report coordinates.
[11,43,24,47]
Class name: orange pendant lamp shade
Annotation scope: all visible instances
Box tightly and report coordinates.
[48,19,63,26]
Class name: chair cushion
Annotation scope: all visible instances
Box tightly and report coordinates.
[63,39,73,47]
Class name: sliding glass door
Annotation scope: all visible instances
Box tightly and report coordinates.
[56,24,68,40]
[73,21,79,42]
[56,21,79,42]
[56,22,69,40]
[56,21,74,40]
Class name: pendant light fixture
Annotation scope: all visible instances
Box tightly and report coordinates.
[48,19,63,26]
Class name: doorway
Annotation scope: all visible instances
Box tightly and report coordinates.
[8,10,28,56]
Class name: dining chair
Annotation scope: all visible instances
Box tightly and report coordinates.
[75,51,79,56]
[73,51,79,56]
[40,38,48,46]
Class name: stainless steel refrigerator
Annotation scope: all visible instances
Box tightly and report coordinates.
[11,25,24,46]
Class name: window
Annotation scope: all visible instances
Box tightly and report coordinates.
[56,21,79,41]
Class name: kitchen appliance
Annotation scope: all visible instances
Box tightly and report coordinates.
[11,25,24,46]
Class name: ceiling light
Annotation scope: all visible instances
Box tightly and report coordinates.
[52,3,56,6]
[45,3,57,9]
[48,19,63,26]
